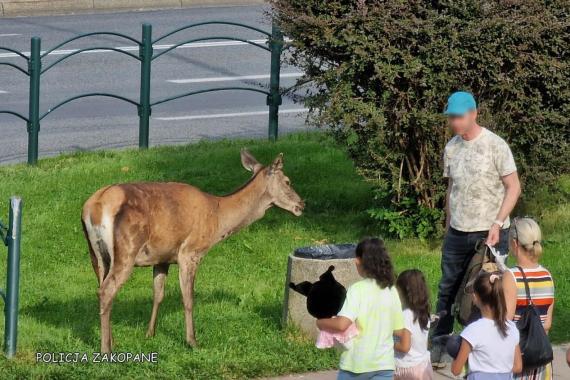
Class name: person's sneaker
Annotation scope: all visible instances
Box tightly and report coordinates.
[430,340,444,368]
[430,334,451,368]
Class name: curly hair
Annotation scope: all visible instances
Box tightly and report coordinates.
[396,269,431,331]
[355,238,395,289]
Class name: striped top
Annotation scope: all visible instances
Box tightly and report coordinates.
[509,266,554,324]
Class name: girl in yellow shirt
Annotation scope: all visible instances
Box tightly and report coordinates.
[317,238,404,380]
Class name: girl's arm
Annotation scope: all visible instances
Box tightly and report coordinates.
[451,339,472,376]
[316,316,352,333]
[503,270,518,320]
[513,344,523,374]
[393,328,411,353]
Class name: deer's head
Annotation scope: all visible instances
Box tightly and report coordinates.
[241,149,305,216]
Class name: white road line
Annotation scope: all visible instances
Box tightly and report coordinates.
[0,34,21,37]
[168,72,303,84]
[154,108,309,121]
[0,38,289,59]
[0,90,8,94]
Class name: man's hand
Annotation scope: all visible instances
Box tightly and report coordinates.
[486,223,500,246]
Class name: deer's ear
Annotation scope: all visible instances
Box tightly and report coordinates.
[270,153,284,173]
[240,149,263,174]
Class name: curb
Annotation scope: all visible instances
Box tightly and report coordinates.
[0,0,265,17]
[261,344,570,380]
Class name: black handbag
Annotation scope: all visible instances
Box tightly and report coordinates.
[515,266,553,370]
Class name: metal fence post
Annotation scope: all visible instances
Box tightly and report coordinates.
[27,37,41,165]
[4,197,22,358]
[138,23,152,149]
[267,23,283,142]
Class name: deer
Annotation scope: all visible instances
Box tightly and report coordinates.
[81,149,304,353]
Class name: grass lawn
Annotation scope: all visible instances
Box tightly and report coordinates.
[0,133,567,379]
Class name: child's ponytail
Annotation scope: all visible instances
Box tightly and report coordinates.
[473,271,508,337]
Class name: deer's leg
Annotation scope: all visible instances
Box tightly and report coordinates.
[178,252,203,347]
[98,261,134,353]
[146,263,170,338]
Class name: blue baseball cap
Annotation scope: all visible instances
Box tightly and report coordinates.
[443,91,477,116]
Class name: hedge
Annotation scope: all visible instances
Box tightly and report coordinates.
[270,0,569,238]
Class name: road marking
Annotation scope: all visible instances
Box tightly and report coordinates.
[154,108,309,121]
[168,72,303,84]
[0,34,21,37]
[0,38,291,59]
[0,90,8,94]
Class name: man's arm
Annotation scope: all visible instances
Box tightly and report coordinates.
[445,178,452,231]
[486,172,521,246]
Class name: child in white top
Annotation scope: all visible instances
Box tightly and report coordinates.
[452,271,523,380]
[394,269,434,380]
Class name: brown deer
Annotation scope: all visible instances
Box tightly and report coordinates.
[82,150,304,353]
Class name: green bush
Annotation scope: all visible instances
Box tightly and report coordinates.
[270,0,569,238]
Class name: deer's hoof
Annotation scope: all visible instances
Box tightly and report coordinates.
[145,330,155,338]
[186,338,198,348]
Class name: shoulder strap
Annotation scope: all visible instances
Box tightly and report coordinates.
[516,266,534,305]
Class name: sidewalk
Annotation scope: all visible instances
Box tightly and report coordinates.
[263,345,569,380]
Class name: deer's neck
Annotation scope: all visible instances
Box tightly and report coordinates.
[215,172,271,241]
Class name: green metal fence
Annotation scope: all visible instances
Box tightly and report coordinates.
[0,21,284,165]
[0,197,22,358]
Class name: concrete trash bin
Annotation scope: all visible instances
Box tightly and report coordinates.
[282,244,361,338]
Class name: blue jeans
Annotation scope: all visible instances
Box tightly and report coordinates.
[433,227,509,337]
[337,369,394,380]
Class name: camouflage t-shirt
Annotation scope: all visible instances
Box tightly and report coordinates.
[443,128,517,232]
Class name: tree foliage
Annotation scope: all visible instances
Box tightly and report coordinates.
[270,0,569,238]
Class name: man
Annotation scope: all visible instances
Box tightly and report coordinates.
[432,91,521,350]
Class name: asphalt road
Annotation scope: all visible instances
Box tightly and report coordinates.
[0,5,310,164]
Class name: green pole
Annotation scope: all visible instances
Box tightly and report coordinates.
[267,23,283,141]
[138,23,152,149]
[27,37,41,165]
[4,197,22,358]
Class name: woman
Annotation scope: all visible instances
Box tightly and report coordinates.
[503,217,555,380]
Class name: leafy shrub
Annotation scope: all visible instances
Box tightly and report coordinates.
[270,0,569,239]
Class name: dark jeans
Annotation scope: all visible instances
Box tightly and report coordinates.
[433,227,509,337]
[446,335,462,358]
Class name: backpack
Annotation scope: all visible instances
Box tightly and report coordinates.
[515,266,554,370]
[453,239,499,326]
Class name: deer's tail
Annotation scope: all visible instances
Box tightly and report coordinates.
[82,190,115,286]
